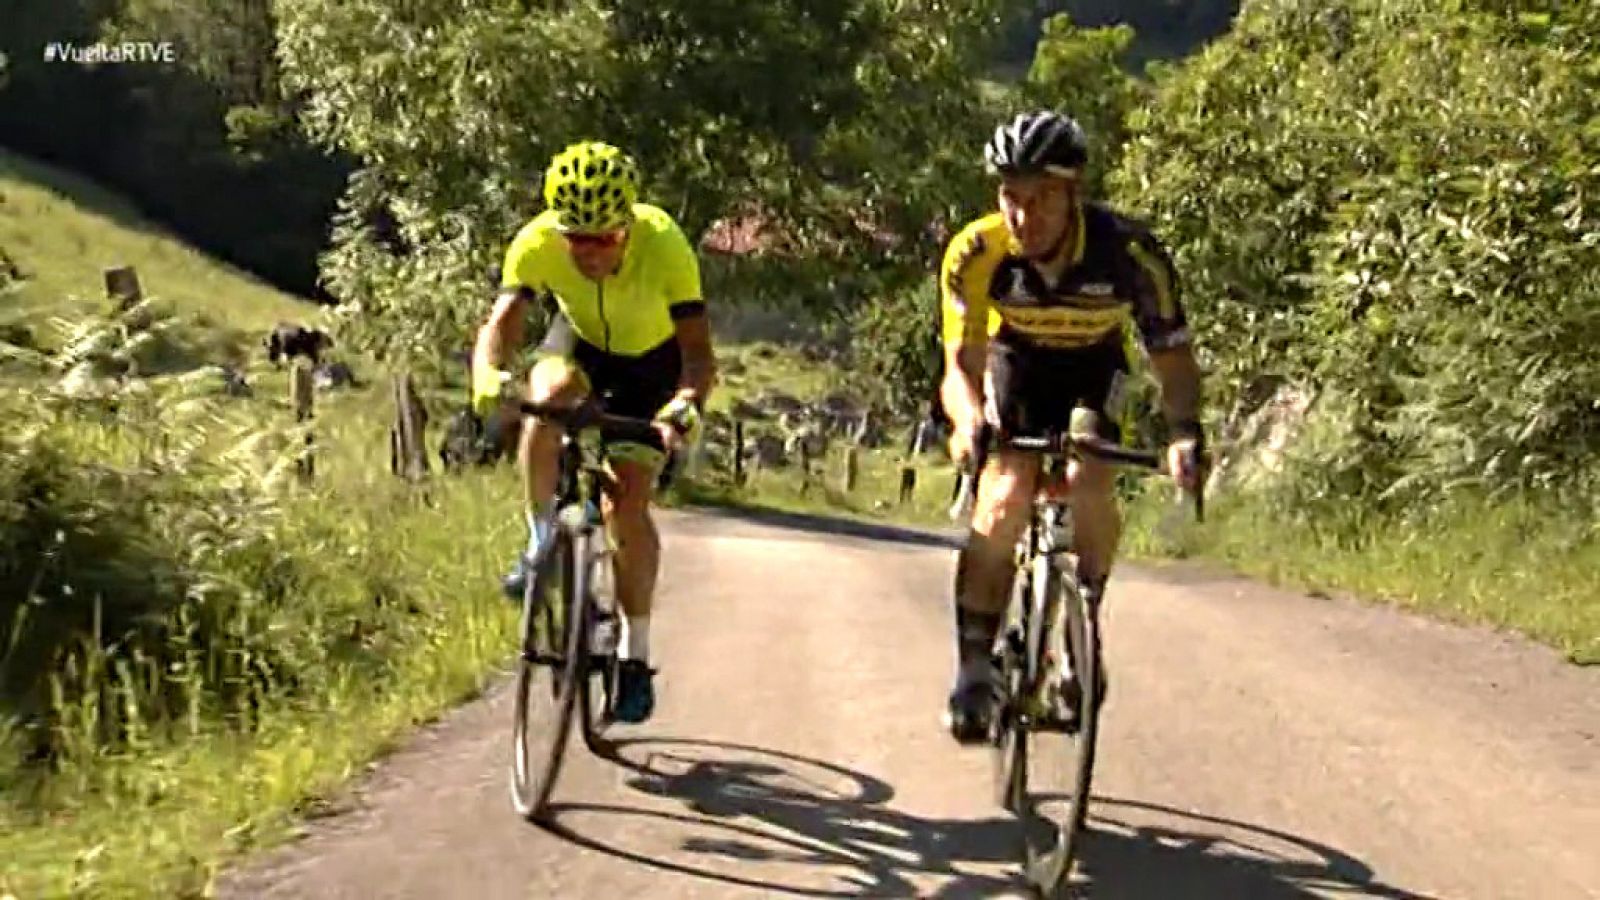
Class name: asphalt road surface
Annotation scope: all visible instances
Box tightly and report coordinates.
[219,507,1600,899]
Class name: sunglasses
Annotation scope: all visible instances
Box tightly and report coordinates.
[564,229,626,249]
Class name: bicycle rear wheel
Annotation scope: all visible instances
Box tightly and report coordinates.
[1017,554,1102,897]
[579,533,619,756]
[510,524,589,821]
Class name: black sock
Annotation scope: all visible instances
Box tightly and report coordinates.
[955,604,1002,667]
[953,547,1003,666]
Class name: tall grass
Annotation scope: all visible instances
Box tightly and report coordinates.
[1122,482,1600,665]
[0,302,525,897]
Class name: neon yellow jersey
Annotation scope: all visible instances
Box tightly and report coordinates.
[500,202,704,357]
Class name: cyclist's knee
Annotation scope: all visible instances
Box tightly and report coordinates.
[972,456,1036,540]
[527,356,588,405]
[605,460,658,520]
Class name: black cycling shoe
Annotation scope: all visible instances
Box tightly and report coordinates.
[613,659,657,724]
[945,669,999,745]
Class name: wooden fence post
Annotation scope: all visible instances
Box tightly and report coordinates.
[391,372,430,480]
[841,444,859,494]
[799,439,812,496]
[733,419,745,486]
[290,363,315,483]
[898,464,916,505]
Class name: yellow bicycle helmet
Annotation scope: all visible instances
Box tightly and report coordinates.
[542,141,640,232]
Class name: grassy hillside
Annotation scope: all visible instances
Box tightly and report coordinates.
[0,150,314,361]
[0,152,526,898]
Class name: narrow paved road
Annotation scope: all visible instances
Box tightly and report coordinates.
[219,507,1600,899]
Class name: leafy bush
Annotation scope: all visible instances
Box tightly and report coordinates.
[846,281,942,420]
[1021,16,1141,194]
[1110,0,1600,506]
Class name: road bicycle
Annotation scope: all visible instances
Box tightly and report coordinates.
[950,420,1205,896]
[508,396,674,821]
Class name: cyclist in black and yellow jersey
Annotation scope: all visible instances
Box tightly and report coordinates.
[471,140,717,724]
[938,111,1207,743]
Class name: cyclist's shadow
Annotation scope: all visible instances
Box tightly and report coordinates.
[538,736,1439,899]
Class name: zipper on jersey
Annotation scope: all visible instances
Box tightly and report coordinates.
[598,281,611,352]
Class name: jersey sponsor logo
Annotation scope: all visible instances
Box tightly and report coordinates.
[1076,282,1115,296]
[999,304,1129,340]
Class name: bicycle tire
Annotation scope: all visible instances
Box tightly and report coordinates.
[1022,555,1103,897]
[509,524,589,821]
[579,537,619,756]
[993,566,1031,814]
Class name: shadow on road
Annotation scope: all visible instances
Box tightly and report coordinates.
[539,737,1438,899]
[677,503,962,550]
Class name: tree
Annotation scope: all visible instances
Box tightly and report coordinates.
[1110,0,1600,505]
[273,0,1026,362]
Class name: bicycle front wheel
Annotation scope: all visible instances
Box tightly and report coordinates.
[1019,553,1103,897]
[510,525,589,821]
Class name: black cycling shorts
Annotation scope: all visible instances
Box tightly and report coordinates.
[537,315,681,457]
[984,336,1130,443]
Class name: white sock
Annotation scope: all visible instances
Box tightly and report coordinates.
[525,505,549,556]
[621,615,650,662]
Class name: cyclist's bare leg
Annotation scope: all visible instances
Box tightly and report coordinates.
[520,357,588,513]
[1064,456,1119,588]
[948,449,1040,739]
[602,454,663,721]
[959,449,1042,616]
[601,458,660,628]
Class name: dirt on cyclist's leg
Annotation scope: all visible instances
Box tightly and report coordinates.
[1064,457,1119,590]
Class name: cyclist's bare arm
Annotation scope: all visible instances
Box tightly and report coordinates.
[941,340,986,437]
[670,303,716,404]
[1147,344,1202,432]
[473,286,531,377]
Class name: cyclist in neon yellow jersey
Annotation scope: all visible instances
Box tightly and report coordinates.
[471,140,717,724]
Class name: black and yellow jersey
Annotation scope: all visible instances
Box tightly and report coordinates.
[500,203,704,357]
[939,202,1191,354]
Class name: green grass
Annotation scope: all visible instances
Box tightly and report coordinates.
[0,371,530,899]
[0,483,520,898]
[1122,487,1600,665]
[0,151,529,898]
[0,148,316,358]
[709,341,841,411]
